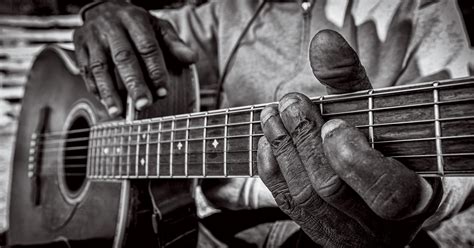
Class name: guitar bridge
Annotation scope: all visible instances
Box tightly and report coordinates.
[28,107,50,205]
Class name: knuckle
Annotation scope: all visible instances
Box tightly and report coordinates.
[96,82,112,98]
[274,191,296,213]
[123,78,145,97]
[148,67,167,83]
[293,184,316,208]
[89,61,107,73]
[137,41,159,57]
[270,134,293,158]
[113,49,133,63]
[314,174,344,198]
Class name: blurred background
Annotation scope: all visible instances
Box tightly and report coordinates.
[0,0,473,246]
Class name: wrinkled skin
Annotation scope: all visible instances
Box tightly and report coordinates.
[74,2,442,247]
[257,30,442,247]
[73,1,197,116]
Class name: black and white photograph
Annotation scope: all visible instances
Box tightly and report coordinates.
[0,0,473,247]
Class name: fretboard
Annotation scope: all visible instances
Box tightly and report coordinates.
[87,77,474,179]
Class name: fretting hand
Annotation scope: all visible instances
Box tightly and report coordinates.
[73,1,197,117]
[257,30,443,247]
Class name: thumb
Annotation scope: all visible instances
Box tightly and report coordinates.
[321,119,434,220]
[310,29,372,94]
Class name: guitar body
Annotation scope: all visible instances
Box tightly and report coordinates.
[6,46,199,247]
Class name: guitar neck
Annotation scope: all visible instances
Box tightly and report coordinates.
[88,77,474,179]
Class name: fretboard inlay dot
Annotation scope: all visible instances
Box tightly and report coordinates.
[212,139,219,148]
[140,158,145,166]
[177,142,183,150]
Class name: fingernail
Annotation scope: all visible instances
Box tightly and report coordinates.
[108,106,119,116]
[136,98,149,110]
[321,119,347,142]
[260,106,278,125]
[279,97,299,113]
[157,87,167,97]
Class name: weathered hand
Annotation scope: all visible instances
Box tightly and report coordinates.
[257,30,443,247]
[73,1,197,116]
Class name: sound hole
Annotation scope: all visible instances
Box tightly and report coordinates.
[64,116,89,194]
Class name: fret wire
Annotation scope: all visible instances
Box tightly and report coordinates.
[96,127,102,178]
[89,127,95,178]
[433,82,444,176]
[86,128,92,177]
[224,109,229,177]
[119,125,124,178]
[103,127,108,178]
[203,112,208,177]
[249,106,254,177]
[146,122,151,178]
[170,117,175,177]
[135,124,140,178]
[112,125,117,178]
[368,90,375,148]
[127,125,132,177]
[97,128,103,178]
[93,128,98,178]
[101,127,108,178]
[157,121,162,177]
[185,115,190,177]
[89,127,94,178]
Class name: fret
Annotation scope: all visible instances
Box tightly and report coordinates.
[188,115,204,176]
[126,125,132,177]
[99,128,106,178]
[172,119,187,176]
[118,125,124,178]
[159,121,172,176]
[433,82,444,175]
[111,125,118,178]
[439,81,474,174]
[224,109,229,177]
[368,90,374,148]
[137,121,149,178]
[108,126,115,178]
[96,127,102,178]
[147,122,158,176]
[203,113,207,176]
[102,126,108,178]
[146,123,151,177]
[88,127,94,178]
[170,118,175,176]
[156,121,162,177]
[134,125,140,178]
[249,106,254,177]
[185,116,190,177]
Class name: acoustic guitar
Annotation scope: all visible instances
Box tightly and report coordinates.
[4,45,474,247]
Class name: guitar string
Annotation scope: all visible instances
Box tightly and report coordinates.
[33,78,474,139]
[35,130,474,153]
[42,151,474,172]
